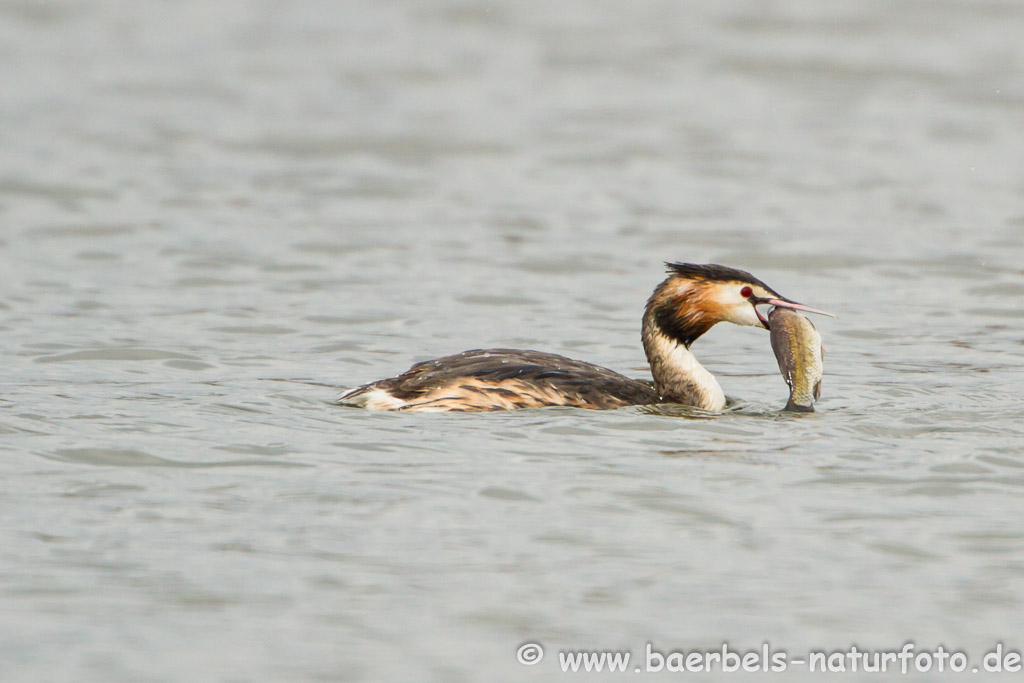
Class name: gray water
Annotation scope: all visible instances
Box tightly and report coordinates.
[3,1,1024,681]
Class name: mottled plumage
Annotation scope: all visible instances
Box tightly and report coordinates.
[339,349,657,412]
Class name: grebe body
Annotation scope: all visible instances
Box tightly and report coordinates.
[339,348,658,412]
[338,263,834,413]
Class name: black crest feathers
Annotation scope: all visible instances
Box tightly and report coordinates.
[664,263,777,295]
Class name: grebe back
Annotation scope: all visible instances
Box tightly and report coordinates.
[340,348,658,412]
[338,263,834,412]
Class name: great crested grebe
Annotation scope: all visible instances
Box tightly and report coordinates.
[338,263,834,412]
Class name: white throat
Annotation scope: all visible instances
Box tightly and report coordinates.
[642,323,726,411]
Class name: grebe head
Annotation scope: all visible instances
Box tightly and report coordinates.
[647,263,836,347]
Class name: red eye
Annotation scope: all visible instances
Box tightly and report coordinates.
[740,286,753,298]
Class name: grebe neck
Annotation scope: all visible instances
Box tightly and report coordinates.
[641,315,726,411]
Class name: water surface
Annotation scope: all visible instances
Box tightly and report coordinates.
[2,0,1024,680]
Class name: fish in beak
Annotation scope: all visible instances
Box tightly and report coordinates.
[752,296,837,330]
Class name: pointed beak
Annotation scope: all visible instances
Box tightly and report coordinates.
[752,297,837,329]
[767,298,837,318]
